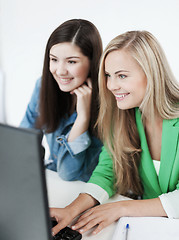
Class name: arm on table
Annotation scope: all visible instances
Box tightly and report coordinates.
[72,197,167,235]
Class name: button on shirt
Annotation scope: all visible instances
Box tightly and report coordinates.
[20,78,102,182]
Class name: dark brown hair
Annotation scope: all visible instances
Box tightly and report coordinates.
[37,19,103,134]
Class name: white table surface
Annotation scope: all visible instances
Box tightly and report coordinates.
[45,169,179,240]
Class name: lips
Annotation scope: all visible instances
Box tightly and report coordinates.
[58,77,73,84]
[114,93,129,101]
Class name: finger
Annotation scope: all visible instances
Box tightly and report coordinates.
[76,209,93,222]
[92,222,106,235]
[52,220,67,236]
[49,208,58,220]
[72,217,89,230]
[72,211,98,230]
[86,78,92,88]
[78,218,102,234]
[72,87,91,98]
[72,214,93,230]
[70,87,84,95]
[77,84,91,93]
[71,89,84,99]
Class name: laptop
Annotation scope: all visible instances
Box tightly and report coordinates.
[0,123,82,240]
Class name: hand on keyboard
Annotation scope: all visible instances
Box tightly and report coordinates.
[51,220,82,240]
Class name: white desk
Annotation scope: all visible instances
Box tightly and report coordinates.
[46,169,179,240]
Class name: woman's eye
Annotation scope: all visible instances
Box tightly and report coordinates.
[50,57,57,62]
[105,73,110,78]
[119,74,126,79]
[68,60,76,64]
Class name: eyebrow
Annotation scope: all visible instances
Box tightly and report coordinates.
[49,54,80,59]
[66,56,80,59]
[105,70,130,75]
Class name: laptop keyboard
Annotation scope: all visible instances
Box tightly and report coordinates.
[52,226,82,240]
[51,219,82,240]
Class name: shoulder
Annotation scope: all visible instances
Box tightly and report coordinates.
[164,117,179,127]
[35,77,42,89]
[29,77,42,94]
[174,117,179,127]
[31,77,42,97]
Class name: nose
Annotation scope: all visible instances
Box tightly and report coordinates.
[56,62,68,76]
[107,76,120,91]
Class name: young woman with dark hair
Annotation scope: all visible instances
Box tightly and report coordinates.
[20,19,103,182]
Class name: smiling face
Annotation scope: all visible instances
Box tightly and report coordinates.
[49,42,90,92]
[105,49,147,110]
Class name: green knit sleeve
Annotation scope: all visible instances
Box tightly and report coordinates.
[88,146,116,198]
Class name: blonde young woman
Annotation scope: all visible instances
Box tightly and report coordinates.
[50,31,179,236]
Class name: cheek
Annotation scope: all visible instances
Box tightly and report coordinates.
[106,80,110,90]
[134,77,147,94]
[49,63,54,74]
[140,78,147,95]
[74,65,89,79]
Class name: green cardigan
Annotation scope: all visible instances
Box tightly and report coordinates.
[88,108,179,199]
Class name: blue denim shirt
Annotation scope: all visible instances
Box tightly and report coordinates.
[20,78,102,182]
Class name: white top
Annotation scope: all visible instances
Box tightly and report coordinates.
[153,159,160,175]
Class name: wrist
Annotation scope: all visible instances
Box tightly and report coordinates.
[118,201,128,217]
[65,193,96,217]
[114,200,132,218]
[76,114,90,126]
[64,204,80,219]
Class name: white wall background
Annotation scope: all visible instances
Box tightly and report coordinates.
[0,0,179,126]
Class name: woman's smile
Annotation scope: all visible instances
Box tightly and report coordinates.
[58,77,74,84]
[114,92,130,101]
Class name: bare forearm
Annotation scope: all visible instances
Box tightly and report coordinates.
[72,197,167,235]
[119,197,167,217]
[68,116,89,142]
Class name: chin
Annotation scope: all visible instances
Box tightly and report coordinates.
[57,85,71,92]
[117,102,136,110]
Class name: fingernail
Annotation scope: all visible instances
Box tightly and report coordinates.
[72,226,75,230]
[52,232,54,236]
[79,229,84,233]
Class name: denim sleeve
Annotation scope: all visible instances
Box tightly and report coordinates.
[20,78,41,128]
[56,132,102,182]
[56,131,91,157]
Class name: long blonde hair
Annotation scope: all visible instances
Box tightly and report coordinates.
[97,31,179,196]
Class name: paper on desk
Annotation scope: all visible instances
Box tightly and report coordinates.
[112,217,179,240]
